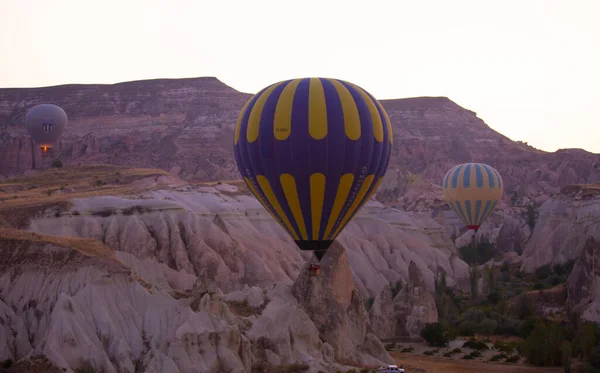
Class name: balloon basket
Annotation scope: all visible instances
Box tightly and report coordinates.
[308,263,321,277]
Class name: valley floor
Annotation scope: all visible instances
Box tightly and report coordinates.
[391,352,563,373]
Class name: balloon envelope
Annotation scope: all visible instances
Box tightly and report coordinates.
[25,104,68,152]
[442,162,503,231]
[233,77,392,259]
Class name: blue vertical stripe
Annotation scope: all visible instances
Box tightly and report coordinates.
[464,200,473,225]
[475,164,483,188]
[474,200,482,224]
[492,168,502,188]
[483,164,495,188]
[451,165,464,188]
[463,164,472,188]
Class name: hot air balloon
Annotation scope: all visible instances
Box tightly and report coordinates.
[233,77,392,265]
[442,162,503,232]
[24,104,68,153]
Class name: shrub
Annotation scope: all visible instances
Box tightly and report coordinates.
[462,340,489,350]
[490,353,508,362]
[420,323,449,347]
[521,321,565,366]
[506,355,520,363]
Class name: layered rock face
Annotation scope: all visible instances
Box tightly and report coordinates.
[567,237,600,322]
[0,77,248,180]
[521,185,600,272]
[0,178,469,372]
[2,78,600,209]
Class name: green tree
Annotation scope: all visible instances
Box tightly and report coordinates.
[483,264,496,295]
[420,322,449,347]
[576,322,597,361]
[562,341,572,373]
[469,264,480,301]
[526,204,538,230]
[521,321,564,366]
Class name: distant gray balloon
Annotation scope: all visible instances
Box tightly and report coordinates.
[24,104,68,152]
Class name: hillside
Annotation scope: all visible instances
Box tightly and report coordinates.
[2,77,600,213]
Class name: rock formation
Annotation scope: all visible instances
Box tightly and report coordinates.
[392,261,438,338]
[291,242,393,367]
[0,167,468,371]
[567,236,600,322]
[521,184,600,272]
[2,77,600,212]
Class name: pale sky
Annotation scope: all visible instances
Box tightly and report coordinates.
[1,0,598,153]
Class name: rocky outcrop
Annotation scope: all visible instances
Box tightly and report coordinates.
[521,184,600,272]
[393,261,438,338]
[0,231,370,373]
[291,242,393,367]
[26,188,470,298]
[0,173,471,371]
[368,286,396,340]
[567,236,600,322]
[2,77,600,213]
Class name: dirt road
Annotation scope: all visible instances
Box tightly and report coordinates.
[391,352,563,373]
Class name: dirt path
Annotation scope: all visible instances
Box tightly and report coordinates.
[391,352,563,373]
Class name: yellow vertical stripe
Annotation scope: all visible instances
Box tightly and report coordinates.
[310,173,326,240]
[374,99,393,144]
[247,82,285,143]
[323,174,354,239]
[256,175,299,240]
[274,79,301,141]
[330,79,361,140]
[347,176,384,227]
[280,174,308,240]
[244,176,282,228]
[330,175,375,239]
[308,78,327,140]
[244,177,278,218]
[349,83,383,142]
[234,97,254,145]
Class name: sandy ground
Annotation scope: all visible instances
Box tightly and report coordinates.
[387,340,565,373]
[392,352,563,373]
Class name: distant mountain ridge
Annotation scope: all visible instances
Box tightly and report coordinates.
[1,76,599,210]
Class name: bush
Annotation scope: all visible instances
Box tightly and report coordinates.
[365,297,375,311]
[463,340,489,350]
[535,265,552,280]
[391,280,403,298]
[521,321,565,366]
[545,274,562,287]
[2,359,13,369]
[469,350,482,358]
[420,323,449,347]
[490,353,508,362]
[506,355,520,363]
[459,239,496,265]
[400,347,415,353]
[52,159,63,168]
[476,318,498,335]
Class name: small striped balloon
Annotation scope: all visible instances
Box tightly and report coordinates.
[233,77,392,260]
[442,162,503,231]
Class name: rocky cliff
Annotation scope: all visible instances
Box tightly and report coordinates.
[0,165,469,372]
[2,77,600,211]
[521,184,600,272]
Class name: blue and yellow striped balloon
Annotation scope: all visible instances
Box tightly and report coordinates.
[233,77,392,260]
[442,162,503,231]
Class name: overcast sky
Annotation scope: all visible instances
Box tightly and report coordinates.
[1,0,598,153]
